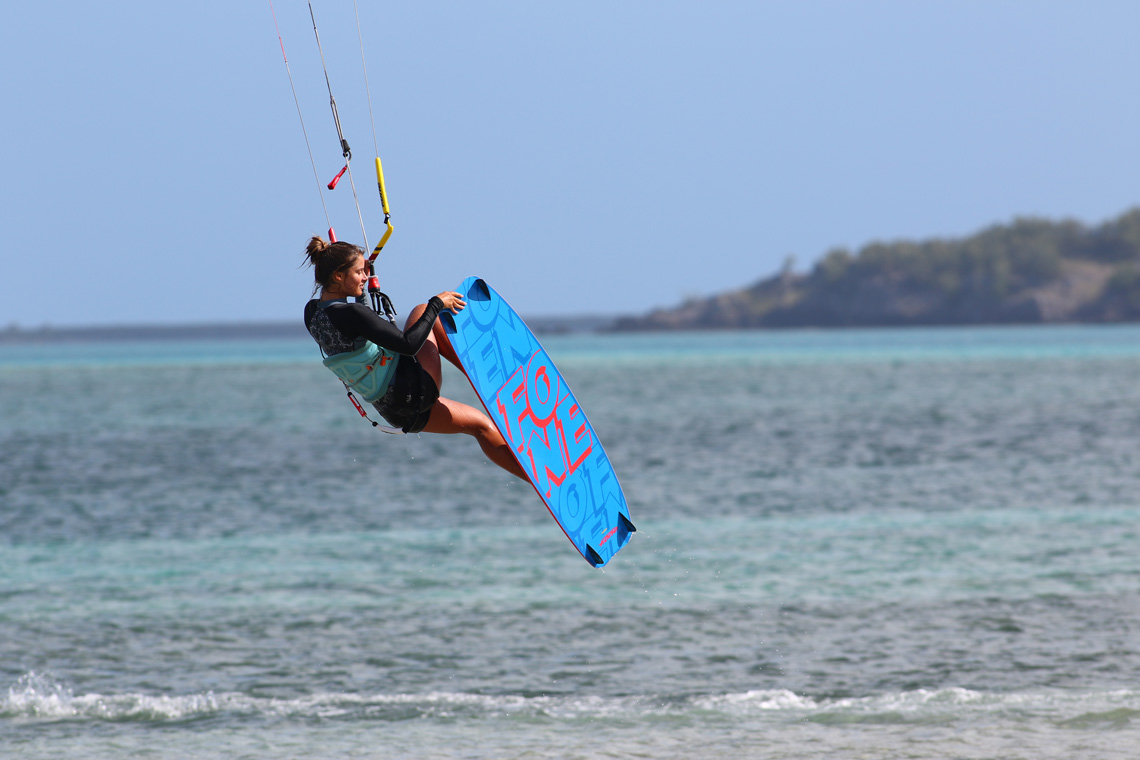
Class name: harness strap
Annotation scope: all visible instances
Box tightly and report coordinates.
[316,339,404,435]
[342,384,403,435]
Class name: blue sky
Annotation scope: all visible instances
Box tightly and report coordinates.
[3,1,1139,327]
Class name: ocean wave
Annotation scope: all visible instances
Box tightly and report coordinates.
[1,672,221,723]
[4,672,1139,729]
[696,686,1140,728]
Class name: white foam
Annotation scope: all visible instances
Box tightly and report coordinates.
[5,672,1139,728]
[694,689,818,711]
[690,686,1140,726]
[2,672,223,721]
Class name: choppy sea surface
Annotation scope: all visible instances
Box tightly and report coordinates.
[2,324,1140,759]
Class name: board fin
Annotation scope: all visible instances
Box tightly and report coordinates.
[439,311,457,335]
[469,278,492,301]
[618,512,636,534]
[585,544,605,567]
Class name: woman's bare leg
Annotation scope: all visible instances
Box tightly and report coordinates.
[422,396,528,481]
[404,303,522,479]
[405,303,464,378]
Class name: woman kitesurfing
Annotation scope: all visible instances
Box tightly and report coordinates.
[274,2,633,566]
[272,3,524,479]
[302,236,526,479]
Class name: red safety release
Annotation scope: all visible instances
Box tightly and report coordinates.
[327,165,348,190]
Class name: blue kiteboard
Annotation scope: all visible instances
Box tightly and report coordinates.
[439,277,635,567]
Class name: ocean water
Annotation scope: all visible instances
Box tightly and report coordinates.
[2,324,1140,759]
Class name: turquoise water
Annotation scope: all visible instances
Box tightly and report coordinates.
[3,325,1140,758]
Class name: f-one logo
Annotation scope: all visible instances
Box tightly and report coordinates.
[494,351,593,495]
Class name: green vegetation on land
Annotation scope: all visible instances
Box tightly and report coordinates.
[614,208,1140,330]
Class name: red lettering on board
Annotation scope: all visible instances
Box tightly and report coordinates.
[490,351,593,492]
[495,366,529,453]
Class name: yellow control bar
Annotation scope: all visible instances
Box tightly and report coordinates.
[375,157,390,217]
[370,224,393,261]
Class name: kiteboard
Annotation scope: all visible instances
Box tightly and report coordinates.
[439,277,635,567]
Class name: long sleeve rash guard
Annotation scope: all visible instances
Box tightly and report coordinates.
[304,296,445,357]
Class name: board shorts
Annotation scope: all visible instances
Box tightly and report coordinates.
[371,355,440,434]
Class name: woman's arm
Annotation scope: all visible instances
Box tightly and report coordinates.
[328,298,445,355]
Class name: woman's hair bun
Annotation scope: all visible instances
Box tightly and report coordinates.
[305,235,329,265]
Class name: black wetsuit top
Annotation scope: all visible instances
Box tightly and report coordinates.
[303,297,444,358]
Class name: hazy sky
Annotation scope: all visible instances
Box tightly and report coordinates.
[3,1,1139,327]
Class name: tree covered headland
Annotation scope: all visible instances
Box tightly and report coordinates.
[613,208,1140,330]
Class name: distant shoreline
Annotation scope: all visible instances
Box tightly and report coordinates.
[0,315,623,345]
[0,323,310,345]
[613,208,1140,331]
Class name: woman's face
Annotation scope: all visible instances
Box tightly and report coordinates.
[330,254,367,298]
